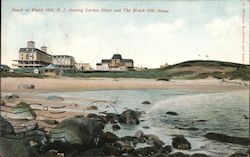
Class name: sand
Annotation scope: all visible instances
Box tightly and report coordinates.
[1,77,248,93]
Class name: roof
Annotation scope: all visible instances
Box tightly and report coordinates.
[101,59,111,63]
[28,41,35,43]
[42,64,59,70]
[53,55,74,58]
[112,54,122,60]
[41,46,47,48]
[19,48,52,56]
[0,64,11,69]
[122,59,133,63]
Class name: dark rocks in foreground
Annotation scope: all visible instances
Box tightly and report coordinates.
[172,135,191,150]
[204,132,249,146]
[118,109,140,124]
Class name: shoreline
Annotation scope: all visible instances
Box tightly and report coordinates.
[1,77,249,93]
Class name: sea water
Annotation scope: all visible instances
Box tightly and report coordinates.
[39,89,249,156]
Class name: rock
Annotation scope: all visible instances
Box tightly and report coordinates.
[0,136,38,157]
[134,146,158,157]
[106,113,118,123]
[169,152,190,157]
[116,141,134,154]
[112,124,121,131]
[243,115,249,119]
[160,145,172,154]
[0,116,15,136]
[166,111,178,116]
[118,109,140,125]
[102,132,119,144]
[74,148,105,157]
[142,101,151,104]
[18,84,35,89]
[87,113,98,119]
[1,101,36,121]
[172,135,191,150]
[4,93,19,99]
[103,145,122,156]
[43,119,59,125]
[0,130,47,157]
[204,132,249,146]
[121,136,138,143]
[135,130,144,138]
[175,126,199,131]
[196,119,207,122]
[47,95,64,101]
[86,105,98,110]
[49,117,104,151]
[229,152,249,157]
[143,126,150,129]
[190,153,209,157]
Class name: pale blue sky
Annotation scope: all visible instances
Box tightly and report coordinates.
[1,0,249,68]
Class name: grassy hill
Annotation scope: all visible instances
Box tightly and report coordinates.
[1,60,250,80]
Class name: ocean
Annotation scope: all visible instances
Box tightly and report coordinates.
[39,89,249,156]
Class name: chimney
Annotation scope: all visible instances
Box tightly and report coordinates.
[41,46,47,52]
[27,41,35,48]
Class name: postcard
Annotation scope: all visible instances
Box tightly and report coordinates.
[0,0,249,157]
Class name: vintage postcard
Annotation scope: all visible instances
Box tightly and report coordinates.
[1,0,249,157]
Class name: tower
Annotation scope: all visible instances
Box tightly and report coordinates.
[27,41,35,48]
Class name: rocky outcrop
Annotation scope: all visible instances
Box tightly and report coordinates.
[172,135,191,150]
[49,116,104,153]
[204,132,249,146]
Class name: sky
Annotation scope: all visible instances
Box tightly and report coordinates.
[1,0,250,68]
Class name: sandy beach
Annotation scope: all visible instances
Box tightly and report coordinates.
[1,77,248,93]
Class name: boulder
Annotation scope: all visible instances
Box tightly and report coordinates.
[4,93,19,99]
[142,101,151,104]
[135,130,144,138]
[47,95,64,101]
[118,109,140,125]
[49,117,104,151]
[0,116,15,136]
[18,84,35,89]
[1,101,36,121]
[102,132,119,144]
[134,146,159,156]
[160,145,172,154]
[172,135,191,150]
[0,130,47,157]
[204,132,249,146]
[166,111,178,116]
